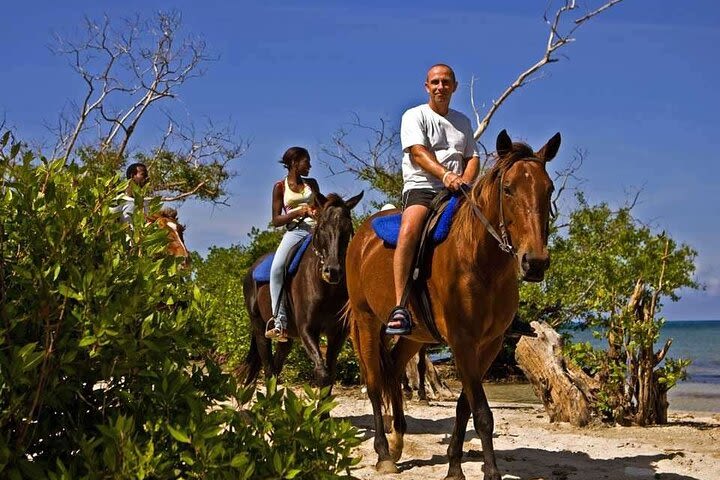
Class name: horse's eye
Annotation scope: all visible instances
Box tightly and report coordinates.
[503,185,513,196]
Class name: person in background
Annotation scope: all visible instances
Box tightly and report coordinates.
[112,162,150,223]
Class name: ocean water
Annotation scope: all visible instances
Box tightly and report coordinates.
[569,320,720,413]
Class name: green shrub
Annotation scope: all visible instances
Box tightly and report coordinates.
[0,140,360,479]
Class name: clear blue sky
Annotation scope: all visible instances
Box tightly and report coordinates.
[3,1,719,320]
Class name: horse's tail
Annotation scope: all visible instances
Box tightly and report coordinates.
[238,268,263,386]
[237,334,262,386]
[345,303,402,412]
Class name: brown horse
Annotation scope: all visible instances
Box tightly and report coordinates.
[345,130,560,479]
[242,191,363,388]
[148,208,190,263]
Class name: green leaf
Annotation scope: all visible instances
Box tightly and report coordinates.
[78,336,96,347]
[22,351,45,372]
[17,342,38,359]
[167,424,191,444]
[52,264,61,281]
[58,283,83,301]
[230,453,249,468]
[285,469,302,479]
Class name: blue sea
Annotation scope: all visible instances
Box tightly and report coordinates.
[569,320,720,413]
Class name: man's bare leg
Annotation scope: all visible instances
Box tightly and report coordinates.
[388,204,428,334]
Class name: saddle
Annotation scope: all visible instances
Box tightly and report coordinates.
[371,191,460,342]
[371,194,460,247]
[251,234,313,283]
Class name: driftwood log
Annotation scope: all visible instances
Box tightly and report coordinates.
[515,321,599,426]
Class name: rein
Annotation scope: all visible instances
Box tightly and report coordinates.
[459,182,515,256]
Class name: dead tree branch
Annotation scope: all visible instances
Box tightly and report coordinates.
[473,0,624,140]
[53,11,211,161]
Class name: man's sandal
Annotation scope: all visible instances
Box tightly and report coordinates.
[386,306,412,335]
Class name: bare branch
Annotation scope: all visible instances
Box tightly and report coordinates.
[574,0,624,25]
[655,338,673,365]
[473,0,624,140]
[551,147,586,221]
[52,11,211,161]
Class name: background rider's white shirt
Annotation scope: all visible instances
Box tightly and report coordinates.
[110,195,151,224]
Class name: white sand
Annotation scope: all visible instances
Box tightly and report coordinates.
[331,386,720,480]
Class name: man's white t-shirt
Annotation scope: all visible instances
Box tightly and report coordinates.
[400,104,478,193]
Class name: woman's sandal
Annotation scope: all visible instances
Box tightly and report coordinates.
[265,319,289,342]
[386,306,412,335]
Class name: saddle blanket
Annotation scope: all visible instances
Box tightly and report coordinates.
[371,195,460,247]
[252,234,313,283]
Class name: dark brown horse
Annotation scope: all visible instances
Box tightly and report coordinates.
[345,130,560,479]
[242,191,363,387]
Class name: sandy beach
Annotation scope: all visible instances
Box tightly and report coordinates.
[330,385,720,480]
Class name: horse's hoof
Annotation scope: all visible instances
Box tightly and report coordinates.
[388,432,403,462]
[443,466,465,480]
[442,474,465,480]
[389,447,402,463]
[375,459,399,474]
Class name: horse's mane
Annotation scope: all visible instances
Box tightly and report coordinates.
[147,207,178,221]
[454,142,535,244]
[147,207,185,234]
[322,193,344,208]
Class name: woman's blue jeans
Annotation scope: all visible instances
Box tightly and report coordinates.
[269,225,311,329]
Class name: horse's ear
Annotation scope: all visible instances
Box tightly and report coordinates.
[496,129,513,157]
[536,132,561,163]
[345,191,364,210]
[313,192,328,209]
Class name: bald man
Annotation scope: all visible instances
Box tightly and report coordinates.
[387,64,480,335]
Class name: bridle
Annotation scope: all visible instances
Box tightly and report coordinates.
[458,156,548,257]
[309,208,353,274]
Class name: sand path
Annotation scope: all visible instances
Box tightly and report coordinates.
[330,386,720,480]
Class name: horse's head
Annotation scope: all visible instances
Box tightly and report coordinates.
[477,130,560,282]
[311,191,364,284]
[148,208,190,266]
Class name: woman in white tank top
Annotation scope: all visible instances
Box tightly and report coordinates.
[265,146,321,341]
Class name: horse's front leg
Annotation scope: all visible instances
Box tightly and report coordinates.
[453,339,505,480]
[444,390,471,480]
[323,325,347,391]
[470,383,501,480]
[297,312,331,387]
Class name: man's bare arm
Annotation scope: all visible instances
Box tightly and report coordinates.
[408,144,446,180]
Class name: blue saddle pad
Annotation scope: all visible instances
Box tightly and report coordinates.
[252,234,313,283]
[371,195,460,247]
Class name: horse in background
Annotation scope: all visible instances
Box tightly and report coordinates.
[242,191,363,388]
[147,207,190,264]
[345,130,560,479]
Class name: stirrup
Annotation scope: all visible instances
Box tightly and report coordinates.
[265,318,289,342]
[386,306,412,335]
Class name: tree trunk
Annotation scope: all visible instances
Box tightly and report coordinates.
[515,321,599,426]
